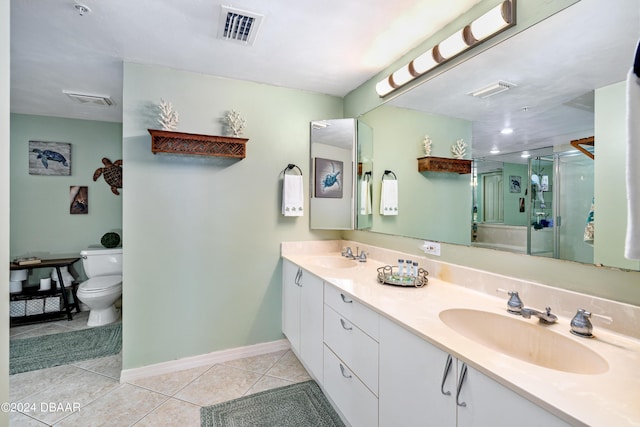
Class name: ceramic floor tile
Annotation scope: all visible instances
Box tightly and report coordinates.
[133,397,201,427]
[10,365,85,401]
[245,374,295,396]
[54,384,168,427]
[10,323,48,339]
[264,350,311,382]
[127,364,211,396]
[221,349,288,374]
[9,411,50,426]
[10,322,73,340]
[174,364,262,407]
[72,353,122,381]
[16,368,120,425]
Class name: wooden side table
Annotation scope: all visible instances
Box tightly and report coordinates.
[10,257,81,326]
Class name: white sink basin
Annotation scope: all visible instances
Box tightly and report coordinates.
[312,256,358,269]
[439,308,609,375]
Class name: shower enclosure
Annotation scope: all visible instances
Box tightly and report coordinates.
[527,150,594,263]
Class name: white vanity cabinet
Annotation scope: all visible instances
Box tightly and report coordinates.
[323,283,379,427]
[281,259,324,382]
[378,316,571,427]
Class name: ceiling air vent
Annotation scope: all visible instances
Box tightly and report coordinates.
[63,91,113,106]
[467,81,517,98]
[217,6,264,46]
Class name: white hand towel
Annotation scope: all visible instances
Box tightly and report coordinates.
[625,68,640,259]
[380,179,398,216]
[282,174,304,217]
[360,178,372,215]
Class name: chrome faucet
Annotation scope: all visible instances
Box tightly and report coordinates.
[570,309,594,338]
[521,306,558,324]
[506,291,523,315]
[342,247,355,259]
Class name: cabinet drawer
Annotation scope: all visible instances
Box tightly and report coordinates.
[324,283,379,340]
[324,305,379,394]
[324,345,378,427]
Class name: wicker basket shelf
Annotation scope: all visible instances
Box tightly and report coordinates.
[417,156,472,174]
[148,129,248,159]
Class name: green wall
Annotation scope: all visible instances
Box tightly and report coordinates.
[121,63,342,369]
[595,81,640,270]
[360,105,472,244]
[10,114,123,263]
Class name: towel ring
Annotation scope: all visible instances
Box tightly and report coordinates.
[382,170,397,180]
[282,164,303,175]
[363,171,372,181]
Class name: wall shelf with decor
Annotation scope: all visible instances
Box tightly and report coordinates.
[417,156,472,174]
[148,129,248,159]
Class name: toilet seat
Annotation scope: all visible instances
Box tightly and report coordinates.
[79,275,122,293]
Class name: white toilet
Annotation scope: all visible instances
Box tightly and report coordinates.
[77,247,123,327]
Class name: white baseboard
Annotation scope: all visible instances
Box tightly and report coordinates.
[120,339,290,383]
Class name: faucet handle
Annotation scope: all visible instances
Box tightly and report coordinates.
[496,288,523,314]
[342,247,353,257]
[570,309,594,338]
[358,251,367,262]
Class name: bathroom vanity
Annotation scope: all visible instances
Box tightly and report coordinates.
[281,240,640,427]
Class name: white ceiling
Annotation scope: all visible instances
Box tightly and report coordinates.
[10,0,484,123]
[389,0,640,159]
[10,0,640,158]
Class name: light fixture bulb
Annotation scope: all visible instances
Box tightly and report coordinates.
[392,64,414,87]
[436,29,468,60]
[521,152,531,158]
[501,128,513,135]
[490,148,501,154]
[412,50,437,74]
[469,1,511,41]
[375,76,396,97]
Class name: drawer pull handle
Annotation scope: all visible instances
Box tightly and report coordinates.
[294,268,302,287]
[339,363,352,379]
[340,293,353,303]
[440,354,453,396]
[456,363,468,408]
[340,318,353,331]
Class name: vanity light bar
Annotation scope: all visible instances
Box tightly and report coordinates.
[375,0,515,97]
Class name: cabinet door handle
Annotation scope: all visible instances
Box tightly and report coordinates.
[440,354,453,396]
[340,293,353,303]
[294,268,302,287]
[340,318,353,331]
[339,363,352,379]
[456,363,468,407]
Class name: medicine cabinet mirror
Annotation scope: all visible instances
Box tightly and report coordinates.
[310,118,373,230]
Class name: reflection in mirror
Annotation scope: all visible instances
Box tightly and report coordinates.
[310,119,373,230]
[472,144,594,265]
[364,0,639,270]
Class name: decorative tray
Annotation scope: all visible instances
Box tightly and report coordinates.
[377,266,429,288]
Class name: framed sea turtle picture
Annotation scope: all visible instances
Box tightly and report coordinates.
[314,157,343,199]
[29,141,71,176]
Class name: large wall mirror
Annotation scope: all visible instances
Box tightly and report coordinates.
[358,0,639,270]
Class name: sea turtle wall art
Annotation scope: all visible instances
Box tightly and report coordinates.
[29,141,72,176]
[93,157,122,195]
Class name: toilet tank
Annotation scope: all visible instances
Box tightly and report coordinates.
[80,248,123,278]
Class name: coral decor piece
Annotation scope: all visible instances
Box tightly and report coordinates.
[158,99,179,131]
[423,135,433,156]
[93,158,123,195]
[225,109,246,137]
[451,139,468,159]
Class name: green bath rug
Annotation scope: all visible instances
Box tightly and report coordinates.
[201,380,345,427]
[10,323,122,375]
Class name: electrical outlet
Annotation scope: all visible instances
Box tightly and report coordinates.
[421,241,441,256]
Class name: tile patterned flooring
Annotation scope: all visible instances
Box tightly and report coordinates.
[9,313,309,426]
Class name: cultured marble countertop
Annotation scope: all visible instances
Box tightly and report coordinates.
[282,245,640,427]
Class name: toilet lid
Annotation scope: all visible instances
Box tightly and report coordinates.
[80,275,122,292]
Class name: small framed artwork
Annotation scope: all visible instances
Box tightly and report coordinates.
[70,186,88,214]
[509,175,522,193]
[29,141,71,176]
[314,158,343,198]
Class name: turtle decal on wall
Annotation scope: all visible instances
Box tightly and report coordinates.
[93,158,122,195]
